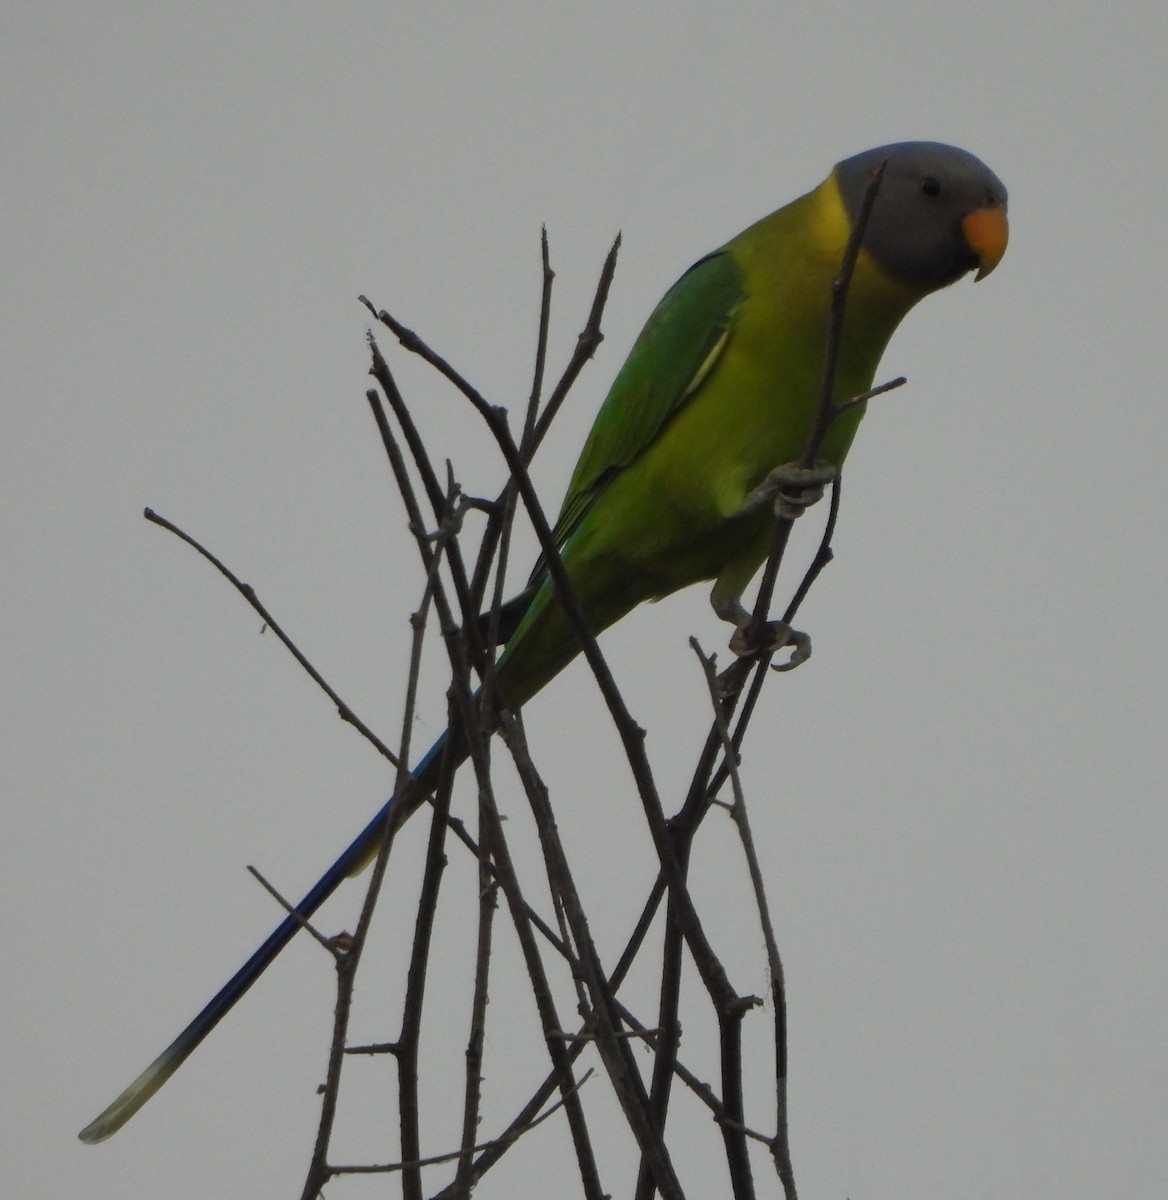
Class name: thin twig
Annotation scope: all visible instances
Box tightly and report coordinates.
[330,1068,594,1179]
[299,389,474,1196]
[498,709,687,1200]
[397,685,461,1200]
[742,164,891,656]
[244,866,336,952]
[458,688,608,1200]
[143,508,399,765]
[468,230,620,618]
[521,225,555,455]
[374,304,764,1194]
[370,351,608,1196]
[633,168,893,1199]
[364,337,487,659]
[453,843,497,1193]
[691,639,796,1200]
[527,232,622,458]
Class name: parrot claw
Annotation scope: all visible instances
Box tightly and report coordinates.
[729,619,811,669]
[745,460,837,519]
[713,595,811,669]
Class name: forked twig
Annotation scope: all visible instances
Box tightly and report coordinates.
[136,196,896,1197]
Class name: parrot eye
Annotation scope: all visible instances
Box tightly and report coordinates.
[919,176,942,198]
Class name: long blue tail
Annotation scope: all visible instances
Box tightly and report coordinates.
[78,732,451,1143]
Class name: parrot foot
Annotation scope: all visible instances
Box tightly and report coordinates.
[730,619,811,670]
[713,596,811,670]
[746,460,837,519]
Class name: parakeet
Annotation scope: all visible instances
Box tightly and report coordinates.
[80,140,1007,1143]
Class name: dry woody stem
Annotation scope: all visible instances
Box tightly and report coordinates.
[143,183,892,1197]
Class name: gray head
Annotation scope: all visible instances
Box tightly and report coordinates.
[835,141,1008,289]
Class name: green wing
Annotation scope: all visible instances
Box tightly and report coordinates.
[548,249,744,555]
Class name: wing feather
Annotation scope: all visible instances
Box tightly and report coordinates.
[546,249,743,558]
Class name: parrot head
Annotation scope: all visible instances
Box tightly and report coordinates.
[834,141,1008,289]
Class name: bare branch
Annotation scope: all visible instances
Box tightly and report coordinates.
[143,507,399,765]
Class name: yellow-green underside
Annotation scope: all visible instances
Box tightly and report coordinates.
[496,171,928,706]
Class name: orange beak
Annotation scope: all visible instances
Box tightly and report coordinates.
[962,206,1009,280]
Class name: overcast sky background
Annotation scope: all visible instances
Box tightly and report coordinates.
[5,3,1167,1197]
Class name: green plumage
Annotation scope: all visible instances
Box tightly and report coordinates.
[493,162,971,707]
[78,141,1007,1145]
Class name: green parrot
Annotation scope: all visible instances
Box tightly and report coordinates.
[80,140,1008,1143]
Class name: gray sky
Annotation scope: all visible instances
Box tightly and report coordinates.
[5,3,1166,1197]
